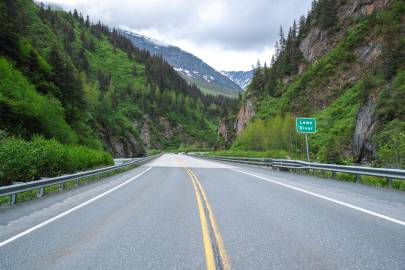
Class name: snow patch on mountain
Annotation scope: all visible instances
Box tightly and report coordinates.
[221,70,253,90]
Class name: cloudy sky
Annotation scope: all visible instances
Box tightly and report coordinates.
[47,0,313,71]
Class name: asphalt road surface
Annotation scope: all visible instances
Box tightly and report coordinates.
[0,154,404,270]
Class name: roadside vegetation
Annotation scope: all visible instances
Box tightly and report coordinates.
[0,135,112,185]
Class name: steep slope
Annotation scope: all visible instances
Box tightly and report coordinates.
[0,0,237,158]
[224,0,405,168]
[221,70,253,90]
[120,29,243,97]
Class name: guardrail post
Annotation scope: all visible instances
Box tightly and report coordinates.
[10,193,16,205]
[356,174,361,184]
[76,178,80,187]
[332,171,336,179]
[387,177,393,188]
[38,187,44,198]
[59,182,64,191]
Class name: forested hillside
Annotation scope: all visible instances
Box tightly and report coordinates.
[224,0,404,168]
[0,0,237,183]
[0,0,237,151]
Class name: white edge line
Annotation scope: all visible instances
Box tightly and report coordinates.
[230,168,405,227]
[0,166,153,248]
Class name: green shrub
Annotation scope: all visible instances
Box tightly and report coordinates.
[232,114,305,159]
[0,137,113,185]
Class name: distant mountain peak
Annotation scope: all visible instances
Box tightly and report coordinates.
[221,70,253,90]
[119,28,242,96]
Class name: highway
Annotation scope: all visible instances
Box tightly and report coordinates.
[0,154,404,269]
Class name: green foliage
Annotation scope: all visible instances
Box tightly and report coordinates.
[378,0,405,79]
[376,70,405,122]
[0,57,78,144]
[372,71,405,168]
[311,81,366,163]
[0,136,113,185]
[374,123,405,168]
[317,0,338,30]
[232,114,305,159]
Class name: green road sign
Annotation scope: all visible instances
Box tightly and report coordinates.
[296,118,317,133]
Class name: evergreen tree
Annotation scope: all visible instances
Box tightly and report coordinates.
[318,0,337,30]
[0,0,23,59]
[78,48,90,74]
[85,15,90,27]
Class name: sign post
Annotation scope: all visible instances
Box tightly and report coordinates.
[295,118,317,162]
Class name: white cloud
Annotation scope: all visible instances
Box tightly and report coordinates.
[46,0,312,71]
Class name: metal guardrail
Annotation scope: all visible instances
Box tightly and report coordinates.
[113,158,141,165]
[0,154,159,205]
[192,154,405,188]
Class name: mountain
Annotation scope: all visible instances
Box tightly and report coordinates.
[119,28,243,97]
[221,70,253,90]
[0,0,238,163]
[220,0,405,168]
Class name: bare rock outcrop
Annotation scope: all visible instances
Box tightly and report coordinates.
[352,101,376,162]
[300,0,391,64]
[102,132,145,158]
[343,0,392,17]
[217,118,237,148]
[234,99,255,135]
[299,27,332,63]
[355,41,382,64]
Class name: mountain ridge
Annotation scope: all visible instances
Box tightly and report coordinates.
[119,28,243,97]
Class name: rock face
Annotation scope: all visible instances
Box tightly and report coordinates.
[140,122,151,148]
[218,120,228,141]
[217,118,236,148]
[299,27,332,63]
[102,132,145,158]
[342,0,392,17]
[234,99,255,135]
[352,101,376,163]
[216,98,255,147]
[300,0,391,63]
[355,41,382,64]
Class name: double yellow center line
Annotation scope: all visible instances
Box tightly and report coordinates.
[178,159,231,270]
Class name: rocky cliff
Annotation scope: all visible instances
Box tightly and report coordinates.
[228,0,404,165]
[300,0,391,64]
